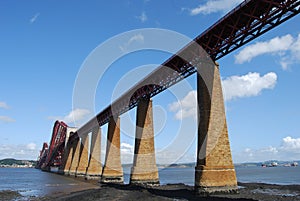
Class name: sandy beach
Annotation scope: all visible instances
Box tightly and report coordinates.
[3,181,299,201]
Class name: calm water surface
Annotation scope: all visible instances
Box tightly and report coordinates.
[124,166,300,185]
[0,166,299,198]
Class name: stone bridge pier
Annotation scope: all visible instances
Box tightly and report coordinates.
[130,98,159,186]
[85,127,103,180]
[195,62,238,194]
[101,116,124,183]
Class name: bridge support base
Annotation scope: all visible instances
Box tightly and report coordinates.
[85,127,103,180]
[195,63,237,195]
[195,166,238,195]
[130,99,159,187]
[69,138,80,176]
[75,134,89,178]
[101,173,124,184]
[60,139,75,175]
[101,116,124,184]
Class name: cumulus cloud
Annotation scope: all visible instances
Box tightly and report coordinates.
[169,91,197,120]
[235,34,300,69]
[0,143,39,160]
[169,72,277,120]
[0,116,15,123]
[190,0,243,15]
[26,143,37,150]
[119,34,144,53]
[62,108,90,123]
[120,142,134,164]
[120,142,134,154]
[30,13,40,24]
[281,136,300,153]
[48,108,90,125]
[136,11,148,23]
[222,72,277,101]
[234,136,300,163]
[235,35,293,64]
[0,102,9,109]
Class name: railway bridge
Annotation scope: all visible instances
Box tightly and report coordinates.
[37,0,300,194]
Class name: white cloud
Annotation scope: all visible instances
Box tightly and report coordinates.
[119,34,144,53]
[0,116,15,123]
[0,143,39,160]
[0,102,9,109]
[120,142,134,164]
[234,136,300,163]
[222,72,277,101]
[136,11,147,23]
[30,13,40,24]
[120,142,134,154]
[26,143,37,151]
[235,35,294,64]
[48,108,90,125]
[235,34,300,70]
[190,0,243,15]
[62,108,90,123]
[169,72,277,120]
[169,90,197,120]
[281,136,300,153]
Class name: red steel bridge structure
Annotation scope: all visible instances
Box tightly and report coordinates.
[37,0,300,194]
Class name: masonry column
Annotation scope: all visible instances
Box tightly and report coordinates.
[101,116,123,183]
[195,62,237,195]
[64,140,76,175]
[58,141,71,175]
[75,134,89,177]
[86,127,103,180]
[130,98,159,186]
[69,137,81,176]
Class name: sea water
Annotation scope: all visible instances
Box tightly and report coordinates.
[124,166,300,185]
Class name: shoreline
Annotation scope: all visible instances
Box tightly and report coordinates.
[56,182,300,201]
[2,181,299,201]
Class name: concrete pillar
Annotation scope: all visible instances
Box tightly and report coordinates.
[195,63,237,195]
[58,141,71,175]
[101,116,123,183]
[85,127,103,180]
[69,137,80,176]
[63,140,75,175]
[75,134,89,177]
[130,99,159,186]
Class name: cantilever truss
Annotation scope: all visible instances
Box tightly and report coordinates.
[198,0,300,60]
[73,0,299,138]
[43,121,68,168]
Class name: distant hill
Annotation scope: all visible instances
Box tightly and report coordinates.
[0,158,37,167]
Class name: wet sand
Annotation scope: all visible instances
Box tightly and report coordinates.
[2,180,300,201]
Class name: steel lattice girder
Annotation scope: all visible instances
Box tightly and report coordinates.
[44,121,67,167]
[197,0,300,60]
[72,0,300,140]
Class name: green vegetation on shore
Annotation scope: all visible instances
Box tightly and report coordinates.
[0,158,36,167]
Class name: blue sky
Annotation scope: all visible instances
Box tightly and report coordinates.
[0,0,300,164]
